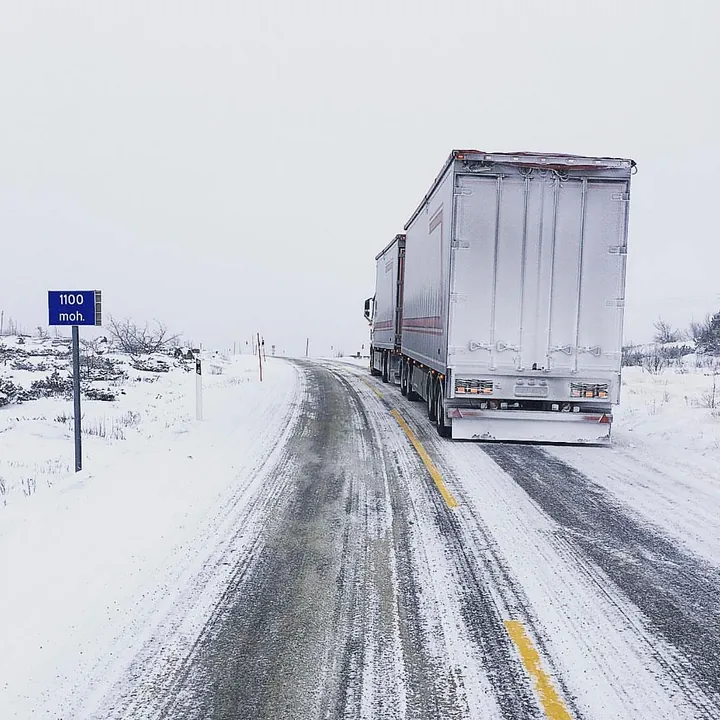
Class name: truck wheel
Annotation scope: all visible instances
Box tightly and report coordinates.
[427,377,437,421]
[381,352,389,383]
[436,383,451,438]
[407,365,419,401]
[400,360,408,396]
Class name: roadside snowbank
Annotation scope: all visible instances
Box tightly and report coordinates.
[620,364,720,448]
[0,342,301,719]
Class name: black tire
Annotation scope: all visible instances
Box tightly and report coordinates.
[407,364,420,401]
[381,352,389,383]
[436,381,452,438]
[400,360,408,396]
[427,377,437,421]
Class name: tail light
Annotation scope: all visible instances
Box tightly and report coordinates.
[570,382,610,399]
[456,379,493,395]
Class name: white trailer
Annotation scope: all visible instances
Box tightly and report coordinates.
[366,234,405,382]
[383,149,635,443]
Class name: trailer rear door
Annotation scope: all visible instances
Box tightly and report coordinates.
[450,172,629,375]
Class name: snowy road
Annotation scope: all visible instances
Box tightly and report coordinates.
[4,358,720,719]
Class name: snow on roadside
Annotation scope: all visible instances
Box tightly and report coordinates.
[614,364,720,457]
[1,335,200,507]
[0,341,301,719]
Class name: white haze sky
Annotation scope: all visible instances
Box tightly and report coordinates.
[1,0,718,355]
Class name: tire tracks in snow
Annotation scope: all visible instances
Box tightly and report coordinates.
[168,360,521,719]
[83,365,306,720]
[331,362,555,719]
[327,366,474,719]
[152,362,412,719]
[481,444,720,716]
[373,360,718,717]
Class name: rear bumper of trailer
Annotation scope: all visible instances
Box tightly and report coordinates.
[447,408,612,444]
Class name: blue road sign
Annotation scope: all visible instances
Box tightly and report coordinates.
[48,290,102,326]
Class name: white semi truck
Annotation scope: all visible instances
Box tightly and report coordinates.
[365,149,636,443]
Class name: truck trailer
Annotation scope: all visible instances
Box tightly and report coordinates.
[365,234,405,382]
[366,149,636,443]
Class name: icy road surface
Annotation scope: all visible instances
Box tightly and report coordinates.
[2,359,719,719]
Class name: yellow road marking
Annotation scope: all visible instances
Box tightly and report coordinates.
[391,409,458,508]
[360,377,384,399]
[504,620,573,720]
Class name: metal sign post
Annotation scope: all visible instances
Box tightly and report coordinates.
[48,290,102,472]
[71,326,82,471]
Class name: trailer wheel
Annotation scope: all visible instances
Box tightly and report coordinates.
[400,360,408,396]
[381,352,389,383]
[407,365,419,401]
[427,376,437,421]
[436,382,451,438]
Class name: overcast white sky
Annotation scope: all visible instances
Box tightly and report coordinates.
[1,0,718,355]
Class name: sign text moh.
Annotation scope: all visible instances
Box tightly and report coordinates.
[48,290,102,326]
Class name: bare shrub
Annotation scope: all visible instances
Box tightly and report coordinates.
[120,410,141,427]
[83,418,124,440]
[700,391,717,410]
[22,477,37,497]
[83,411,139,440]
[689,315,712,343]
[622,344,644,367]
[107,317,181,356]
[79,337,125,381]
[642,347,669,375]
[653,318,684,344]
[700,360,720,410]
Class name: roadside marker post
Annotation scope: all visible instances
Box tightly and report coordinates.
[257,332,263,382]
[47,290,103,472]
[196,354,203,421]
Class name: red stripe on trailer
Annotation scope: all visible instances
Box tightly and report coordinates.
[403,316,443,329]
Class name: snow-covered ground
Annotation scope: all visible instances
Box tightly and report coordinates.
[0,337,301,719]
[614,363,720,455]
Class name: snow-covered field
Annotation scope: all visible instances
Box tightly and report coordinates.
[0,336,301,718]
[614,363,720,454]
